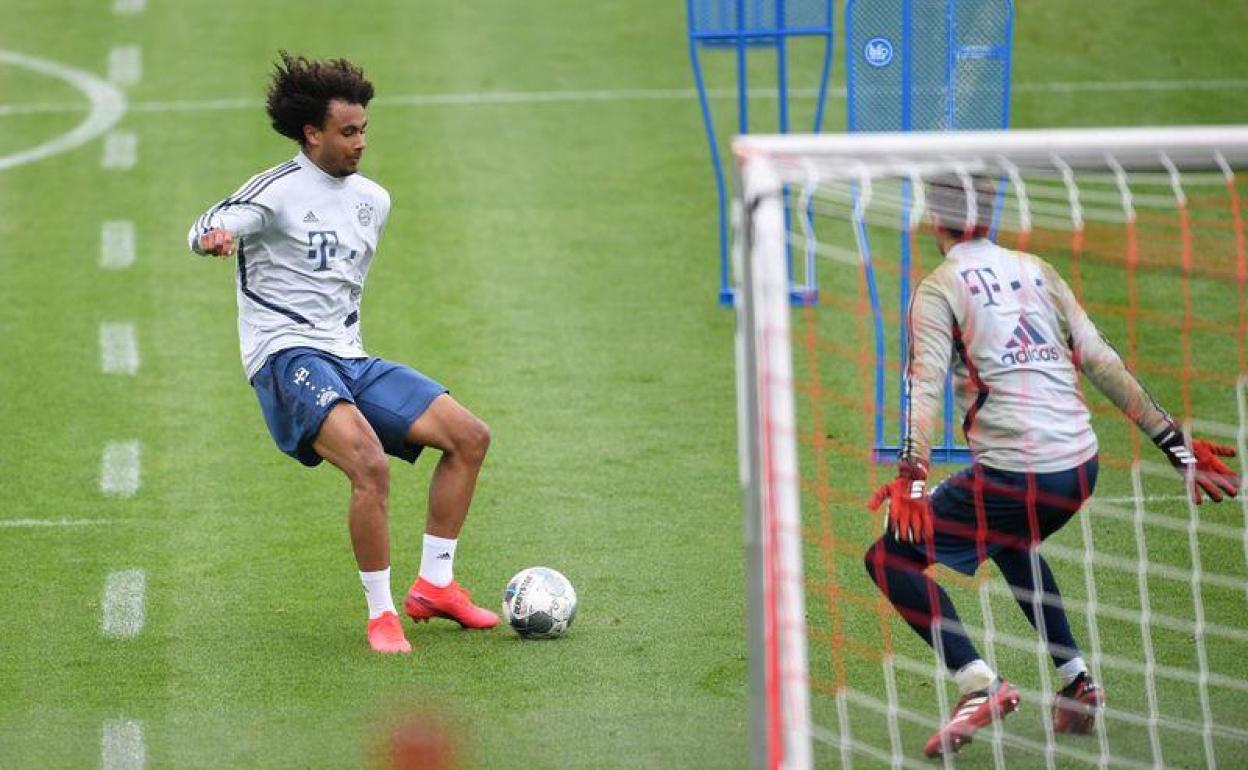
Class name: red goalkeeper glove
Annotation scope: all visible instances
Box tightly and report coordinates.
[868,460,933,544]
[1152,424,1242,504]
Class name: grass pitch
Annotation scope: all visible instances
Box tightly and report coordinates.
[1,1,1246,768]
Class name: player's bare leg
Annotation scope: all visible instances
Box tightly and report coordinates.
[403,394,498,629]
[314,403,392,569]
[313,402,411,653]
[406,393,491,538]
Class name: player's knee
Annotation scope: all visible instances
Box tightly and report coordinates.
[455,416,490,465]
[352,445,390,497]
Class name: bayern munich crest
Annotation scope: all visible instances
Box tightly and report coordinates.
[355,201,374,227]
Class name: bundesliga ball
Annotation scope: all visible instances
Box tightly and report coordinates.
[502,567,577,639]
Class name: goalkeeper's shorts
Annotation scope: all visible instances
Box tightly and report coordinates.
[926,457,1099,575]
[250,346,448,468]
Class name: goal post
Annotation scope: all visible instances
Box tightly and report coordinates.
[735,155,813,770]
[734,125,1248,769]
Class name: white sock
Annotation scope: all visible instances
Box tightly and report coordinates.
[1057,657,1088,688]
[953,659,997,694]
[419,534,457,588]
[360,567,396,620]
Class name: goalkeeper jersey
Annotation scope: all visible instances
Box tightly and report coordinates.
[901,238,1172,473]
[187,151,390,379]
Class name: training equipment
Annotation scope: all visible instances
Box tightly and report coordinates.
[686,0,835,305]
[734,126,1248,767]
[366,611,412,655]
[502,567,578,639]
[846,0,1014,463]
[404,578,500,630]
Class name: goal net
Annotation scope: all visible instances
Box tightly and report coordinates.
[733,126,1248,769]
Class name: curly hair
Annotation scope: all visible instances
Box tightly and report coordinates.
[265,51,374,145]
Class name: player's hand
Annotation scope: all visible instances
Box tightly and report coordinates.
[868,460,933,544]
[1153,424,1242,503]
[197,228,236,257]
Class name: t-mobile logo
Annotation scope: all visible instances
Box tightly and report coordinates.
[960,266,1003,307]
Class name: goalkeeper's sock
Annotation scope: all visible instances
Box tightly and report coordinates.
[954,660,998,694]
[360,567,397,620]
[1057,657,1089,688]
[419,534,457,588]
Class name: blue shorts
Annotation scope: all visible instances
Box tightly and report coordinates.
[250,347,448,467]
[924,457,1099,575]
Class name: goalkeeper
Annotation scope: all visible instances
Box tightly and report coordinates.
[863,175,1242,758]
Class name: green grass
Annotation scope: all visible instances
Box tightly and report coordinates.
[1,1,1246,768]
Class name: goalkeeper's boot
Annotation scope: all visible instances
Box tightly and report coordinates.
[923,679,1021,758]
[1053,672,1103,734]
[405,577,499,629]
[366,611,412,654]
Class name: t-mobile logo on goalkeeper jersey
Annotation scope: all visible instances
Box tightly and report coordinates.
[1001,313,1061,366]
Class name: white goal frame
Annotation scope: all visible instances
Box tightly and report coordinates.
[733,125,1248,770]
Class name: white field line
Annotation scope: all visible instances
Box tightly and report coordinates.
[100,440,140,498]
[100,322,139,375]
[101,569,145,639]
[101,220,135,269]
[112,0,145,14]
[0,50,125,171]
[4,78,1248,118]
[0,518,113,528]
[1095,494,1190,504]
[102,131,136,169]
[107,45,141,87]
[101,718,145,770]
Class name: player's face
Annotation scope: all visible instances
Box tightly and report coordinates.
[307,99,368,177]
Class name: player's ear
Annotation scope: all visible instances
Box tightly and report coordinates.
[302,123,320,148]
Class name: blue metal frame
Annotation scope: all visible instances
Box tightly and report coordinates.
[848,0,1014,464]
[686,0,835,307]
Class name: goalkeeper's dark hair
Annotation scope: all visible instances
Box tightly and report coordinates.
[265,51,374,145]
[926,173,997,240]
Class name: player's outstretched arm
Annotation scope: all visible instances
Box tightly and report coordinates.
[1046,263,1242,503]
[187,184,274,257]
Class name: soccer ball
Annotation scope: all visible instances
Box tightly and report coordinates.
[502,567,577,639]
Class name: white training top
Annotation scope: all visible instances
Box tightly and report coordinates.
[901,238,1171,473]
[187,151,390,379]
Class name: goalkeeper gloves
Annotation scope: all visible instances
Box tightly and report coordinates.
[1152,423,1242,504]
[868,460,933,544]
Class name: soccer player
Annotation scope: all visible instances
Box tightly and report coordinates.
[186,53,499,655]
[864,175,1242,757]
